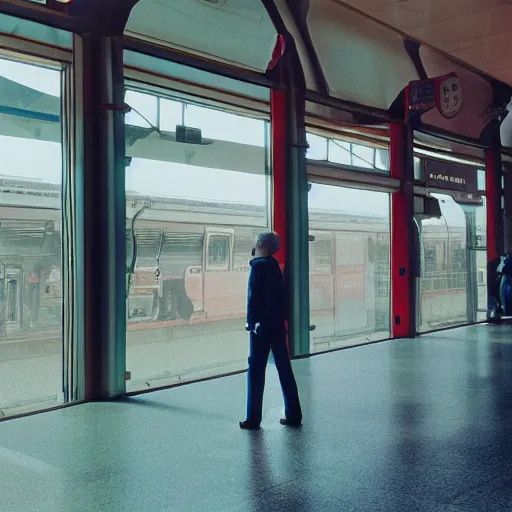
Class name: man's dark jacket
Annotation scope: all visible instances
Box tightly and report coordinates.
[246,256,286,335]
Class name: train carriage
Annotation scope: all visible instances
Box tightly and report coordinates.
[0,178,473,339]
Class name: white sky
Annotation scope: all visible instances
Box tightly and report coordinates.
[308,183,389,218]
[0,58,60,97]
[0,57,483,225]
[126,158,267,205]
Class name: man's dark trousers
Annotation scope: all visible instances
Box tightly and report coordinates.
[246,329,302,425]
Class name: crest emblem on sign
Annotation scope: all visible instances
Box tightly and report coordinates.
[436,73,462,119]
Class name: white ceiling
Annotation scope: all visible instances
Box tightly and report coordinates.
[338,0,512,85]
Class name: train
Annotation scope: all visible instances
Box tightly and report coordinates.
[0,176,477,341]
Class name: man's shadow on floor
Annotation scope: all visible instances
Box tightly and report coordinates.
[246,428,312,512]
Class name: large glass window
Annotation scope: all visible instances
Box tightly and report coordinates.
[0,55,64,416]
[124,86,270,392]
[308,184,390,353]
[306,131,390,173]
[417,193,487,331]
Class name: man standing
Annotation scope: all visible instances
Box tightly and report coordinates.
[239,232,302,430]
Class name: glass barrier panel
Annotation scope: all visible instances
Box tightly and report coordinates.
[416,193,486,331]
[308,184,390,353]
[124,87,270,391]
[0,56,64,416]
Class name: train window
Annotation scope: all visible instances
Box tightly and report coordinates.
[424,246,437,272]
[367,237,376,263]
[452,247,466,270]
[208,236,230,268]
[6,278,18,322]
[309,234,332,273]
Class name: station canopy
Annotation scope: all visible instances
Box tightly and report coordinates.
[339,0,512,86]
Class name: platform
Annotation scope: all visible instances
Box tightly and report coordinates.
[0,324,511,512]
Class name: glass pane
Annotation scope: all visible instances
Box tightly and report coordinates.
[475,197,487,321]
[352,143,374,169]
[0,56,63,416]
[125,90,158,128]
[185,104,265,146]
[125,92,270,392]
[307,131,390,173]
[308,184,390,353]
[7,278,18,322]
[328,139,351,166]
[416,192,487,331]
[477,169,486,191]
[307,133,328,161]
[208,236,229,267]
[375,148,390,171]
[414,157,423,181]
[160,98,183,132]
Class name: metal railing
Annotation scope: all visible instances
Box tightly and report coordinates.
[421,271,467,292]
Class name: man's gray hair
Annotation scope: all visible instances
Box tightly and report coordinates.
[255,231,280,255]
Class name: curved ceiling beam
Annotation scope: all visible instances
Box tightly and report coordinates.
[260,0,305,90]
[403,39,428,82]
[260,0,328,94]
[283,0,328,95]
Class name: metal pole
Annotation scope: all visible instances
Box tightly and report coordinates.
[284,62,310,358]
[75,33,126,400]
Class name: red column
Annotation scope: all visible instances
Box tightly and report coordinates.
[485,148,503,317]
[271,88,290,352]
[390,123,413,337]
[485,150,502,263]
[271,88,287,268]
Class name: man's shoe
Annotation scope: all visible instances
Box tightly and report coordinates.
[280,418,302,427]
[239,420,261,430]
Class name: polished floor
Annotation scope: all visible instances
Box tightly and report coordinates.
[1,324,512,511]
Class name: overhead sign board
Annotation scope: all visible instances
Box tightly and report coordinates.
[408,80,436,114]
[436,73,462,119]
[407,73,463,121]
[425,159,478,195]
